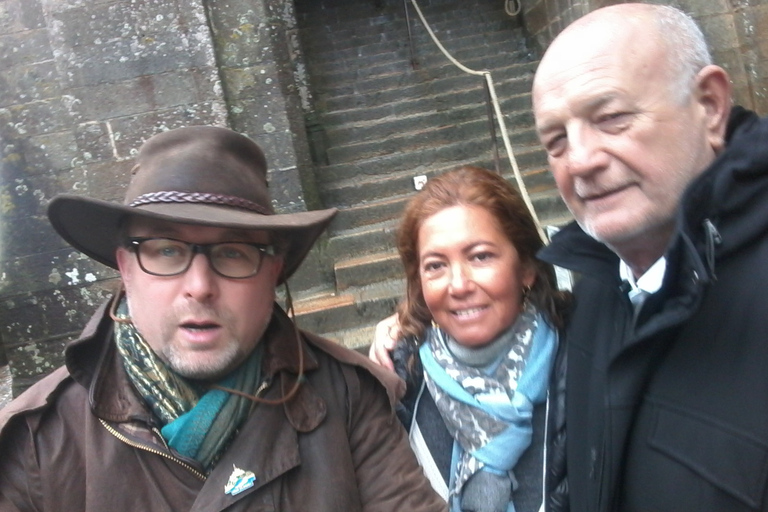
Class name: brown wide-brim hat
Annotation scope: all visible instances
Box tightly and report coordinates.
[47,126,337,282]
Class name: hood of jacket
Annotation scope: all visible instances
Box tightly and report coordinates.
[674,107,768,279]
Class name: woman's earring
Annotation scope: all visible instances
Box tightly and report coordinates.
[522,284,532,304]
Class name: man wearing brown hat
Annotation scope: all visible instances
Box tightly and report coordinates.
[0,126,446,511]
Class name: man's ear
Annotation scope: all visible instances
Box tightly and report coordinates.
[271,256,285,286]
[115,246,131,278]
[695,64,732,153]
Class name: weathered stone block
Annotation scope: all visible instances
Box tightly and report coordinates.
[67,158,135,202]
[104,102,228,158]
[220,64,284,102]
[50,1,197,50]
[236,93,293,128]
[267,165,306,213]
[677,0,730,16]
[22,130,79,174]
[207,0,273,68]
[0,29,50,70]
[0,0,45,33]
[1,281,116,345]
[70,72,200,120]
[1,281,116,388]
[0,61,60,108]
[747,5,768,46]
[1,212,61,260]
[699,13,740,51]
[1,246,117,296]
[2,99,76,138]
[61,39,212,88]
[253,129,300,171]
[72,121,121,163]
[47,0,216,88]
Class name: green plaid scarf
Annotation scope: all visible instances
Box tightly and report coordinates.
[113,297,262,473]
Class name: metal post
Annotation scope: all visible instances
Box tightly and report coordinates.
[483,79,501,173]
[404,0,419,69]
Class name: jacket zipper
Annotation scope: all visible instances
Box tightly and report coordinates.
[98,418,207,480]
[538,390,551,512]
[96,377,273,482]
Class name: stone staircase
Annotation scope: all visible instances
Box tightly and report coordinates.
[289,0,571,348]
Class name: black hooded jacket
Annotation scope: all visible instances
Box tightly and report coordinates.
[538,107,768,512]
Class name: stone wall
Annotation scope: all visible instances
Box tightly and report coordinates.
[0,0,319,395]
[521,0,768,114]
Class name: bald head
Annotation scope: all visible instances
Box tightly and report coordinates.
[534,4,710,107]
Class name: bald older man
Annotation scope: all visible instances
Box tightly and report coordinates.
[534,4,768,512]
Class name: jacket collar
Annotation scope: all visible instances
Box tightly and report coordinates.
[64,298,324,429]
[538,221,620,286]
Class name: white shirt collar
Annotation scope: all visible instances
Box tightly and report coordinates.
[619,257,666,306]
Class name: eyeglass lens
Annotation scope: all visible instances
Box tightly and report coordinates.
[135,238,265,278]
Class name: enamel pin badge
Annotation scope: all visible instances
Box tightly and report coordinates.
[225,465,257,496]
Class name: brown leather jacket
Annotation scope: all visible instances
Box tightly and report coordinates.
[0,299,446,512]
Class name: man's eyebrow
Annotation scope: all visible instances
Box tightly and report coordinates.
[536,93,621,135]
[536,118,562,136]
[583,93,620,113]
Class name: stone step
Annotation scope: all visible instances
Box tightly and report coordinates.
[318,81,533,130]
[309,40,532,89]
[318,144,549,205]
[325,106,533,157]
[319,69,534,115]
[328,194,412,233]
[326,164,564,235]
[310,59,534,105]
[320,324,376,352]
[326,118,539,165]
[296,0,398,28]
[298,0,514,36]
[335,252,402,290]
[328,219,399,260]
[306,26,523,72]
[302,16,519,57]
[290,278,405,342]
[313,58,536,108]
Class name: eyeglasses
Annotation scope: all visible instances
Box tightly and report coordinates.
[127,237,276,279]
